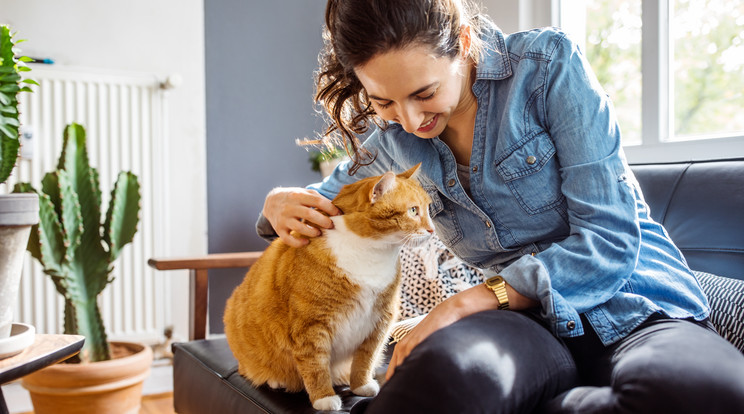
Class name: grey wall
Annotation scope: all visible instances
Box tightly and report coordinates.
[205,1,327,332]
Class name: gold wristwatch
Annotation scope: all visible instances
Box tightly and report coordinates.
[485,275,509,310]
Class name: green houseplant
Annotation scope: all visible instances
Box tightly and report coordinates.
[301,139,350,178]
[14,123,141,362]
[14,123,151,414]
[0,24,38,347]
[0,24,35,183]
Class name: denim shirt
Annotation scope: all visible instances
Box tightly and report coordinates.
[260,25,710,345]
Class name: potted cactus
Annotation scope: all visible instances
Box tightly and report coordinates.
[13,123,152,414]
[0,24,38,350]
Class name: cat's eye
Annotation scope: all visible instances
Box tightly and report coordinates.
[408,206,419,217]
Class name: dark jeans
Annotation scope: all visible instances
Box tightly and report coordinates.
[351,310,744,414]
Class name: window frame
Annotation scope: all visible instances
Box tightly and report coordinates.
[554,0,744,163]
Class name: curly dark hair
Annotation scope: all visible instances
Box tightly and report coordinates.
[314,0,486,175]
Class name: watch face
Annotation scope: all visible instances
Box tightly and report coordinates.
[487,276,504,286]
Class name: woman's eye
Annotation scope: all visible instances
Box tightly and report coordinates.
[408,206,419,217]
[416,91,436,101]
[377,100,393,109]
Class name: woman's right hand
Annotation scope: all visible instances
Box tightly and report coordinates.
[262,187,341,248]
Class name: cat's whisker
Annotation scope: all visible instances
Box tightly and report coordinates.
[402,232,432,248]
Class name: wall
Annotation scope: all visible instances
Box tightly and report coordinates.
[2,0,207,340]
[204,0,327,332]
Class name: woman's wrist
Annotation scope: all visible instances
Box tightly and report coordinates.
[447,284,505,320]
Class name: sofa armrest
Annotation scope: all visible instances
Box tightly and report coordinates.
[148,251,263,340]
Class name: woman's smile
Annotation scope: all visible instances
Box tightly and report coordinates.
[417,114,439,133]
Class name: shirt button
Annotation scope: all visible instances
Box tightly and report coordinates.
[472,165,479,172]
[566,320,576,330]
[447,178,456,187]
[485,221,492,228]
[526,155,537,165]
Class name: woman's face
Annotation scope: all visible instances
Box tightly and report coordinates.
[354,44,472,139]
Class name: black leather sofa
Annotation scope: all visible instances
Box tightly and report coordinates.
[166,158,744,414]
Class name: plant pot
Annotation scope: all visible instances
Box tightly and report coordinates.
[319,157,348,178]
[0,193,39,340]
[21,341,154,414]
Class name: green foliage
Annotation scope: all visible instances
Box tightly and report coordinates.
[13,123,141,363]
[583,0,744,141]
[0,25,36,184]
[584,0,642,144]
[308,145,347,172]
[671,0,744,136]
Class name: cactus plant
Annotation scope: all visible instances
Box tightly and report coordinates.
[0,24,36,184]
[13,123,141,363]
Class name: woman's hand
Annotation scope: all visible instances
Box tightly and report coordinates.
[262,187,341,248]
[386,282,538,380]
[386,293,467,381]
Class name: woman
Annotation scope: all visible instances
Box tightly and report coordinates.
[258,0,744,412]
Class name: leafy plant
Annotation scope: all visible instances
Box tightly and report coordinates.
[0,25,36,184]
[13,123,141,363]
[308,145,347,173]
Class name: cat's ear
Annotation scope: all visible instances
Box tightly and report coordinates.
[370,171,396,204]
[398,163,422,180]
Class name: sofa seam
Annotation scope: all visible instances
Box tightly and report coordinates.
[659,163,692,224]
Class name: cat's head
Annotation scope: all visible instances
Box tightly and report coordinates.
[333,163,434,247]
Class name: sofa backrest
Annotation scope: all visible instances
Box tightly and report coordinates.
[631,158,744,281]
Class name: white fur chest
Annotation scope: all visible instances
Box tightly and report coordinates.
[323,216,400,292]
[323,217,400,364]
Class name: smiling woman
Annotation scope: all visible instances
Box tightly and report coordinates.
[354,45,476,152]
[255,0,744,412]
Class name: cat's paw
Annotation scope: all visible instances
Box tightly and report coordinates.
[267,379,284,389]
[313,395,342,411]
[352,380,380,397]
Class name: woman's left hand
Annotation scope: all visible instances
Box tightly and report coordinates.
[385,281,538,381]
[386,294,466,381]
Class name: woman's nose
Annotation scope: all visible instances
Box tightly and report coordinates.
[397,105,424,133]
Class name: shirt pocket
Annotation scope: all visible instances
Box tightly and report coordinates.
[423,185,463,246]
[495,132,564,215]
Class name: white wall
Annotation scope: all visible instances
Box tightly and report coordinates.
[2,0,206,340]
[481,0,554,34]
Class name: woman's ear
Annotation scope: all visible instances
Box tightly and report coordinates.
[459,24,472,60]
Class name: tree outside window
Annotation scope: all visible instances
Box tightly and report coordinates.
[563,0,744,146]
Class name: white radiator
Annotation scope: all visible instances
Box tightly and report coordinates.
[3,66,171,344]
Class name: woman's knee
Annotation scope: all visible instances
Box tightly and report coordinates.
[611,320,744,413]
[370,311,577,413]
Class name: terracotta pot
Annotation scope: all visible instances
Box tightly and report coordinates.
[22,341,153,414]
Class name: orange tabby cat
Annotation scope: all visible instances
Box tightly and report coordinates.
[223,164,433,411]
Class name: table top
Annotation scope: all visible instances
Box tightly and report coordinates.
[0,334,85,384]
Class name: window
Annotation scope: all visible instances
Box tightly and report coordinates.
[556,0,744,162]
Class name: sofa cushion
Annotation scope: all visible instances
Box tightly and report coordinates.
[693,270,744,353]
[172,339,370,414]
[631,160,744,280]
[398,235,484,319]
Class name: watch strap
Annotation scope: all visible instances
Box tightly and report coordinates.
[485,275,509,310]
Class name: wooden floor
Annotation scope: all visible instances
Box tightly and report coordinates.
[17,393,176,414]
[140,393,176,414]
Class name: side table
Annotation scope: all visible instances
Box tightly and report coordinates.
[0,334,85,414]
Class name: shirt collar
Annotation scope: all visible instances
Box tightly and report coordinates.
[475,20,512,81]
